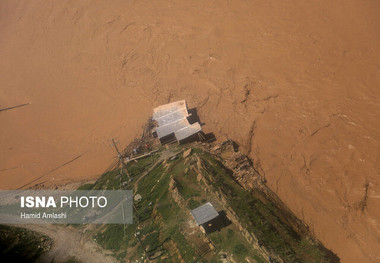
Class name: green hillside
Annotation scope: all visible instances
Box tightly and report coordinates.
[81,143,334,263]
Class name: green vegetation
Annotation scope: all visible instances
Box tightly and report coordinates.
[188,199,200,209]
[128,153,159,176]
[77,183,94,190]
[83,150,266,262]
[94,224,124,251]
[198,150,330,262]
[209,225,264,263]
[79,145,332,262]
[0,139,334,262]
[233,244,248,257]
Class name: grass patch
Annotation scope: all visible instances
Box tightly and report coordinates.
[94,224,124,251]
[188,199,200,210]
[91,170,121,190]
[77,183,94,190]
[233,244,248,256]
[126,154,159,177]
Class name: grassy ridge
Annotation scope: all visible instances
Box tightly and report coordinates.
[83,146,331,262]
[199,151,329,263]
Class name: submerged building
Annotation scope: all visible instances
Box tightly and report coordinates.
[152,100,202,144]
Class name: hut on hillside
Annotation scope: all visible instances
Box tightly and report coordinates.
[152,100,202,144]
[191,202,222,234]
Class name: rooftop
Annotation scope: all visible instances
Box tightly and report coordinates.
[152,100,202,143]
[191,202,219,225]
[153,100,187,120]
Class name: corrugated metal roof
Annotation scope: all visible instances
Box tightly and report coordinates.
[175,123,202,142]
[152,100,202,142]
[191,202,219,225]
[153,100,187,120]
[154,108,188,126]
[155,118,190,138]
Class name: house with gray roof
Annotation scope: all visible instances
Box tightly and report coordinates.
[191,202,223,234]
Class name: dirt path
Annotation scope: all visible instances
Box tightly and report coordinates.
[16,224,117,263]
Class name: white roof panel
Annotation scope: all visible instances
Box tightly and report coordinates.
[155,108,188,126]
[153,100,187,120]
[175,123,202,142]
[191,202,219,225]
[155,118,190,138]
[152,100,202,142]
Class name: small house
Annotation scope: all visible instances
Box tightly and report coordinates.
[191,202,222,234]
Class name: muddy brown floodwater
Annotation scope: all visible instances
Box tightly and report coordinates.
[1,0,380,262]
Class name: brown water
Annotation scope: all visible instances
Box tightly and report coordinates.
[1,0,380,262]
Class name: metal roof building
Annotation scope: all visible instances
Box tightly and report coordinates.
[155,118,190,139]
[153,100,202,144]
[175,123,202,142]
[153,100,187,119]
[191,202,219,225]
